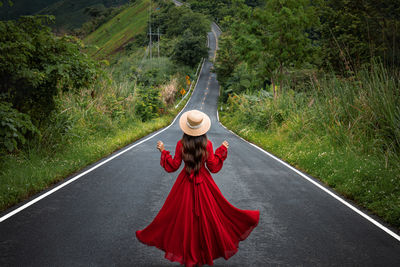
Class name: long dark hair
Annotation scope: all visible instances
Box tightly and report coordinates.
[181,133,208,175]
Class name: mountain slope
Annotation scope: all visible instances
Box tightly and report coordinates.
[0,0,129,30]
[0,0,58,20]
[83,0,149,59]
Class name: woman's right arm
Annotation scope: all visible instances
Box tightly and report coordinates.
[160,141,182,172]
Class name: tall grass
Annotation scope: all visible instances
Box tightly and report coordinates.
[310,63,400,160]
[0,56,195,212]
[221,62,400,227]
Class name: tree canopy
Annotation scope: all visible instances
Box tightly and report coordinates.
[0,15,100,124]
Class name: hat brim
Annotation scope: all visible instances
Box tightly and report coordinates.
[179,110,211,136]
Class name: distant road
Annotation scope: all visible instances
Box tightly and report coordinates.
[172,0,183,7]
[1,6,400,267]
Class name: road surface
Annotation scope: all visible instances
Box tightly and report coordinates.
[1,23,400,267]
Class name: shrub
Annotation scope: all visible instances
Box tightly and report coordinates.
[172,30,208,68]
[135,86,164,122]
[0,15,100,124]
[0,101,38,153]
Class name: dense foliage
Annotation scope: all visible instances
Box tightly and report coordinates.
[172,29,208,67]
[211,0,400,164]
[207,0,400,227]
[317,0,400,71]
[221,62,400,227]
[146,1,210,67]
[0,101,38,152]
[217,0,320,98]
[0,15,100,124]
[135,85,165,122]
[187,0,400,74]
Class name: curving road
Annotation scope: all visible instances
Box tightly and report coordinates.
[1,23,400,266]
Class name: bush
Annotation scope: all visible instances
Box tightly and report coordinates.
[135,58,177,86]
[172,30,208,68]
[0,101,39,153]
[135,86,165,122]
[317,0,400,71]
[225,61,400,161]
[0,15,100,124]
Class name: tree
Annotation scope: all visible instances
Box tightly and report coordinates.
[215,33,241,88]
[151,4,210,39]
[0,15,100,124]
[172,29,208,67]
[317,0,400,71]
[246,0,320,97]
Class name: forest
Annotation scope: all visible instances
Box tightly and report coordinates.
[185,0,400,227]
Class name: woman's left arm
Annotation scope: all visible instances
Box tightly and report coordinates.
[206,141,228,173]
[159,141,182,172]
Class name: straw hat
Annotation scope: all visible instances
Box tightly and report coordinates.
[179,109,211,136]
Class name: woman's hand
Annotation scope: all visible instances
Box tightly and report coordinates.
[222,140,229,149]
[157,141,165,152]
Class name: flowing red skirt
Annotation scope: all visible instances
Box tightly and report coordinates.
[136,168,260,266]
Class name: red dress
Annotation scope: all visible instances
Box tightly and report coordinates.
[136,140,260,266]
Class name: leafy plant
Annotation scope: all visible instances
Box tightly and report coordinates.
[0,101,38,152]
[0,15,100,124]
[172,29,208,68]
[317,0,400,71]
[135,86,164,122]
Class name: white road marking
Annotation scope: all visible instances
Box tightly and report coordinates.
[174,59,205,109]
[211,27,218,61]
[0,56,208,223]
[216,111,400,242]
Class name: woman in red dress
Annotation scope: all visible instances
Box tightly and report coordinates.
[136,109,260,266]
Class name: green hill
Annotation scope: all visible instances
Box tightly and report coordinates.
[83,0,150,59]
[0,0,129,30]
[0,0,58,20]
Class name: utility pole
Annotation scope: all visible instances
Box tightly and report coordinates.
[148,1,163,65]
[157,27,160,58]
[149,0,152,61]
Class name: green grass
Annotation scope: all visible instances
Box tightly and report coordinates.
[0,57,200,214]
[219,64,400,228]
[0,116,171,210]
[0,0,203,215]
[84,0,150,59]
[221,113,400,228]
[0,93,189,213]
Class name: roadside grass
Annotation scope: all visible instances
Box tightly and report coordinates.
[0,54,200,213]
[0,115,172,211]
[83,0,150,59]
[221,114,400,228]
[0,0,207,214]
[219,63,400,228]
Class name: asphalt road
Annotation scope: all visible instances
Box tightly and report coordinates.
[1,23,400,267]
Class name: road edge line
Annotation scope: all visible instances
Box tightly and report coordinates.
[216,111,400,242]
[0,57,208,224]
[175,58,204,109]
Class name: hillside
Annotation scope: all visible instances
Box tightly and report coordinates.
[0,0,129,30]
[83,0,150,59]
[0,0,58,20]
